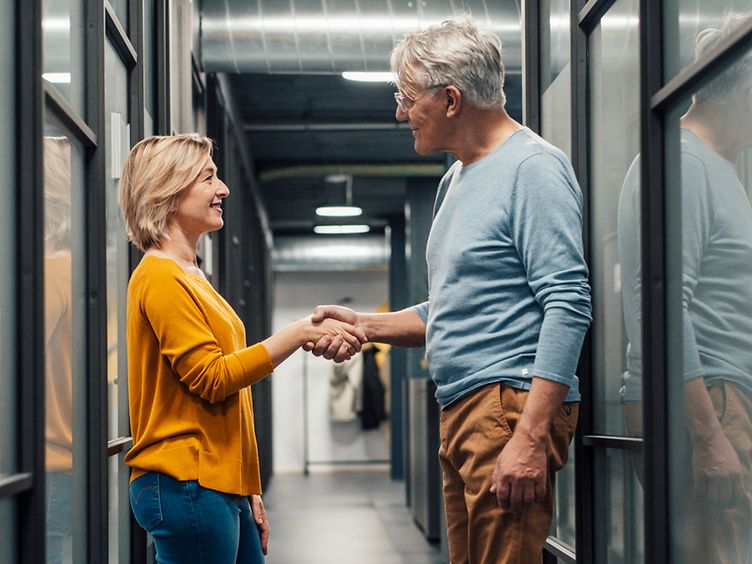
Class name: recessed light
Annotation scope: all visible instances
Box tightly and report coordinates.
[342,72,395,83]
[316,206,363,217]
[314,225,370,235]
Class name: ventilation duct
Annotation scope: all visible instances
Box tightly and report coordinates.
[272,235,388,271]
[201,0,521,74]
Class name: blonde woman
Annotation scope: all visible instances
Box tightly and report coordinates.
[120,134,366,563]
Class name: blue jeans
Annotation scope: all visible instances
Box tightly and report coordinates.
[46,472,73,564]
[129,472,264,564]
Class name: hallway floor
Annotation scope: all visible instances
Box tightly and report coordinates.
[263,469,447,564]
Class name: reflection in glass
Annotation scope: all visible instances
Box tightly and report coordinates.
[104,40,130,442]
[43,135,74,564]
[109,0,129,33]
[621,14,752,563]
[594,449,644,563]
[42,0,85,114]
[664,1,752,83]
[590,0,644,561]
[593,0,640,438]
[143,0,155,136]
[540,0,575,547]
[43,119,86,564]
[0,0,17,478]
[540,0,572,158]
[0,498,17,563]
[108,453,131,563]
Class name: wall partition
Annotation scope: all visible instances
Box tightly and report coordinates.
[527,1,752,562]
[1,0,23,562]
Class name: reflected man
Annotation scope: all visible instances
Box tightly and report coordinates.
[619,14,752,564]
[306,16,592,563]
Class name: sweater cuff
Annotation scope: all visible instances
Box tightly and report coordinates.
[232,343,274,385]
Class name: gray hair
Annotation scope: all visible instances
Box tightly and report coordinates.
[390,15,506,109]
[694,12,752,104]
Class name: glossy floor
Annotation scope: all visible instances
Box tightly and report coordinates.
[263,469,447,564]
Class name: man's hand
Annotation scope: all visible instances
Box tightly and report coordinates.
[490,431,547,512]
[691,432,744,508]
[303,305,365,362]
[684,378,745,508]
[251,494,269,555]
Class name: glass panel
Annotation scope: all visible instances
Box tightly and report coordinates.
[0,497,17,564]
[104,40,130,442]
[44,112,88,564]
[143,0,155,136]
[43,0,86,115]
[591,0,640,436]
[539,1,575,547]
[109,0,129,33]
[594,448,645,563]
[665,41,752,563]
[108,454,131,563]
[593,1,644,561]
[549,443,576,547]
[105,40,131,564]
[519,1,582,548]
[540,0,572,158]
[0,0,17,476]
[663,1,751,84]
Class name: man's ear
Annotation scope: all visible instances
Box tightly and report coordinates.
[445,85,462,117]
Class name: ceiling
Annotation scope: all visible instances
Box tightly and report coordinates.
[205,0,524,237]
[226,73,522,235]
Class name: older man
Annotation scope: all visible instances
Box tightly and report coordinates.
[619,15,752,564]
[307,16,591,563]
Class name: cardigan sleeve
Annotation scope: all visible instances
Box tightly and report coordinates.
[138,268,273,404]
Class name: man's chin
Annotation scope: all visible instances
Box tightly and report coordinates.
[413,144,439,157]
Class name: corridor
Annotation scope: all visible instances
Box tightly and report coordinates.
[264,470,446,564]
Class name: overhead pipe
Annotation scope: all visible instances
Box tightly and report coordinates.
[200,0,522,74]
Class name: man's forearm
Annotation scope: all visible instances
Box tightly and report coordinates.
[359,307,426,347]
[515,377,570,444]
[684,377,724,443]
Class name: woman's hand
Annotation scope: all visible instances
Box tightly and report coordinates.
[251,494,269,555]
[303,316,367,362]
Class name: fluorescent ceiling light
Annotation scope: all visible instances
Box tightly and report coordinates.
[314,224,370,235]
[316,206,363,217]
[342,72,395,83]
[43,72,72,84]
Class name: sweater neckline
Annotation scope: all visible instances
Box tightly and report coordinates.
[142,255,211,283]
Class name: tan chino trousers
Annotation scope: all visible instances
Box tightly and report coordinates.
[438,383,578,564]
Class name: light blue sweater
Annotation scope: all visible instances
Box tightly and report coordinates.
[619,129,752,401]
[413,128,592,408]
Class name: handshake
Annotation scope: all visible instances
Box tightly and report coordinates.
[301,305,367,363]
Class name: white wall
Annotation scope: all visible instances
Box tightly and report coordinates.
[272,270,389,474]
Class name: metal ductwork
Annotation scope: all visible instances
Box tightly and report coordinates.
[272,234,389,271]
[201,0,521,74]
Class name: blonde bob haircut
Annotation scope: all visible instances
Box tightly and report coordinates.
[119,134,213,252]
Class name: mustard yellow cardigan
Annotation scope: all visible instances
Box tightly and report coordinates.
[124,256,273,495]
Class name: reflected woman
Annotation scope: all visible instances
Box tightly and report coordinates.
[43,136,74,564]
[119,134,366,563]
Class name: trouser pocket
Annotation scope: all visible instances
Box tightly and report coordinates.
[129,472,164,532]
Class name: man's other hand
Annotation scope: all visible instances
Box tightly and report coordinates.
[490,432,547,512]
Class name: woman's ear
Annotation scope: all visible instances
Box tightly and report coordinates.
[445,85,462,117]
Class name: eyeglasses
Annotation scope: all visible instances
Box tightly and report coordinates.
[393,84,448,112]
